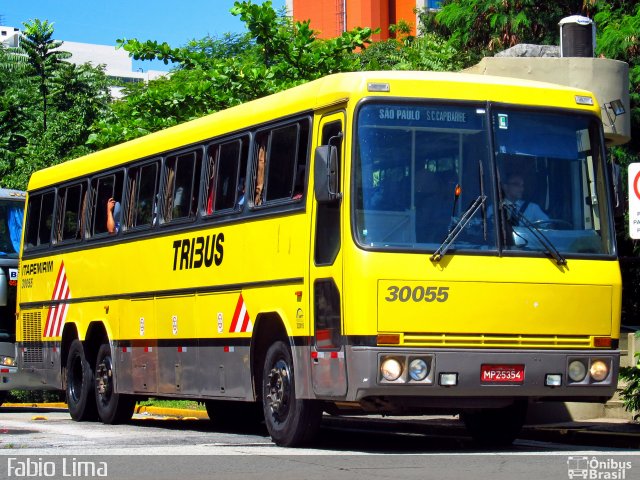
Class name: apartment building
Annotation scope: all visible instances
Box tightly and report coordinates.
[285,0,441,39]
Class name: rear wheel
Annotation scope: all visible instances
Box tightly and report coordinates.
[95,344,135,424]
[262,340,321,447]
[461,400,527,447]
[66,339,98,421]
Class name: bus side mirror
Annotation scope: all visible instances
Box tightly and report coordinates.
[314,145,341,204]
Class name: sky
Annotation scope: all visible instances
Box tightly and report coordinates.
[1,0,286,70]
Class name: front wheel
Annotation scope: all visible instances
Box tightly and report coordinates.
[262,340,321,447]
[461,400,527,447]
[66,339,98,421]
[95,344,135,424]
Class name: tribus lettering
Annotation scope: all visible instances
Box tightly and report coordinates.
[172,233,224,271]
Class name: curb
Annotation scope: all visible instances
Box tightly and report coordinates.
[2,402,68,409]
[134,405,209,420]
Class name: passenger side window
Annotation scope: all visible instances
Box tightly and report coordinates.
[90,171,124,237]
[125,161,159,230]
[163,150,202,223]
[56,183,86,242]
[25,191,55,250]
[252,119,310,206]
[204,136,249,215]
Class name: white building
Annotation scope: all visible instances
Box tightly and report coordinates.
[0,25,20,47]
[1,26,166,98]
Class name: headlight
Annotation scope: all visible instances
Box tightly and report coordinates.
[589,360,609,382]
[380,358,403,381]
[408,359,428,381]
[568,360,587,382]
[0,356,14,367]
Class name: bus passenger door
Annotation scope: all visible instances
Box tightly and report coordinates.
[310,113,347,398]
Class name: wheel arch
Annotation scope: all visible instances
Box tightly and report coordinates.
[84,321,109,368]
[250,311,289,401]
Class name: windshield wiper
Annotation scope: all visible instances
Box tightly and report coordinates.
[502,202,567,266]
[431,195,486,262]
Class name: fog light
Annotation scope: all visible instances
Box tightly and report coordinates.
[439,372,458,386]
[589,360,609,382]
[381,358,403,381]
[568,360,587,382]
[409,359,428,381]
[545,374,562,387]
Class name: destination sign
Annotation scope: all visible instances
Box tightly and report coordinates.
[358,104,484,130]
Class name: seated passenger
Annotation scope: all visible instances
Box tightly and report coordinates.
[106,197,121,234]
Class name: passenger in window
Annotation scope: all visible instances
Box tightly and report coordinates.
[237,177,245,207]
[501,173,548,224]
[254,144,266,206]
[206,155,216,214]
[106,197,121,234]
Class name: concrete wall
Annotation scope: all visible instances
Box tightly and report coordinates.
[466,56,631,146]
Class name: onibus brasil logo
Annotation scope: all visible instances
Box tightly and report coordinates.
[567,456,632,479]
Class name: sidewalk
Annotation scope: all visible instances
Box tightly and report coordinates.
[3,403,639,449]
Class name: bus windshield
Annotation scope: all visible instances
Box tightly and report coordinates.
[353,102,614,257]
[0,199,23,258]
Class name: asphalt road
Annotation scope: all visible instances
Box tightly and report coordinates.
[0,407,638,480]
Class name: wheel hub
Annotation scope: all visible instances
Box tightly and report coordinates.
[266,359,291,420]
[95,357,113,399]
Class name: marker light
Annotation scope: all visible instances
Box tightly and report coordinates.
[409,359,428,381]
[545,374,562,387]
[381,358,403,381]
[568,360,587,382]
[367,82,390,92]
[439,373,458,386]
[575,95,594,106]
[589,360,609,382]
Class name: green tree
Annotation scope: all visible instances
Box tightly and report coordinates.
[359,21,464,72]
[0,20,111,189]
[7,19,72,131]
[89,1,373,149]
[422,0,592,62]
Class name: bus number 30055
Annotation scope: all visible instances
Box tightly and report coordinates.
[385,286,449,303]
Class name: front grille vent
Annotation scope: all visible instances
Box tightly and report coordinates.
[21,311,43,363]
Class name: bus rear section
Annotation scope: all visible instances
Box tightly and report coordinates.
[0,189,26,403]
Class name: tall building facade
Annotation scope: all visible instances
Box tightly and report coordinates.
[285,0,441,40]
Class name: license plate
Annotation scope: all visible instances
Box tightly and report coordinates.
[480,364,525,383]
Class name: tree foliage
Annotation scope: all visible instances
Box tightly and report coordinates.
[89,1,374,149]
[0,20,111,189]
[423,0,593,61]
[359,21,464,72]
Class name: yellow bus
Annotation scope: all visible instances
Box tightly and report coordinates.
[16,71,620,447]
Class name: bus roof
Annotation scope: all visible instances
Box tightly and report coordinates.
[26,70,599,191]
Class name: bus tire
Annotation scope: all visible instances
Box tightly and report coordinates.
[0,390,7,406]
[66,339,98,421]
[461,400,527,447]
[95,344,135,424]
[262,340,321,447]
